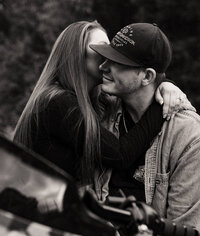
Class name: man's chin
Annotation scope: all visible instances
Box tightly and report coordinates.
[101,85,115,96]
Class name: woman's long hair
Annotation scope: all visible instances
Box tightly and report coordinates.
[13,21,106,183]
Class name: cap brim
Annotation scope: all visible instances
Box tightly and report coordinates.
[89,44,142,67]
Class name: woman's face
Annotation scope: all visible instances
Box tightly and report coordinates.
[86,28,110,89]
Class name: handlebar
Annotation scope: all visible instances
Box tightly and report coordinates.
[83,191,199,236]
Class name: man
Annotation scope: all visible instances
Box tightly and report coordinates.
[90,23,200,230]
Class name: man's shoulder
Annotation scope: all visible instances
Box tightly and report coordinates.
[163,109,200,142]
[152,109,200,164]
[173,109,200,125]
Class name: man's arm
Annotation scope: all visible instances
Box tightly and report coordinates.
[166,111,200,230]
[167,140,200,226]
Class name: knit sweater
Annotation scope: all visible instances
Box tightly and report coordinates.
[30,92,164,180]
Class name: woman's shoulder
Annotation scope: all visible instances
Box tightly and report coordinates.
[53,90,76,101]
[49,91,78,108]
[40,91,79,119]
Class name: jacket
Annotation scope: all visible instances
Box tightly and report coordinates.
[145,108,200,231]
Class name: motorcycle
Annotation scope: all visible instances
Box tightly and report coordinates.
[0,134,198,236]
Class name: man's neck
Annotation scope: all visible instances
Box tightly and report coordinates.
[122,87,155,123]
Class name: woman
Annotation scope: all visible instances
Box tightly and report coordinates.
[13,21,187,192]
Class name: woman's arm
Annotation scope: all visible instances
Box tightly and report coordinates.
[155,82,191,120]
[46,87,191,170]
[46,93,163,170]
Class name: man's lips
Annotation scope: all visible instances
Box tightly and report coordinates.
[102,75,113,82]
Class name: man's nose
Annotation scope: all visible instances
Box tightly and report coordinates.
[99,59,109,72]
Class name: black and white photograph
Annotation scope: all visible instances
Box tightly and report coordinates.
[0,0,200,235]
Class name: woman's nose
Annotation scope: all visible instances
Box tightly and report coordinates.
[99,59,109,72]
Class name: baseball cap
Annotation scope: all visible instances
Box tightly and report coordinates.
[90,23,172,73]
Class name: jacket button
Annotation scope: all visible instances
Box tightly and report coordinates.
[155,179,160,184]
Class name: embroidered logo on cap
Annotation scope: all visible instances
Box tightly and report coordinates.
[112,25,135,47]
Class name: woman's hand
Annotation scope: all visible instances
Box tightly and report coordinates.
[155,82,189,120]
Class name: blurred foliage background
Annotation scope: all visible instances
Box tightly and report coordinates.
[0,0,200,138]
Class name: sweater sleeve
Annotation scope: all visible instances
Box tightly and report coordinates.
[45,94,164,169]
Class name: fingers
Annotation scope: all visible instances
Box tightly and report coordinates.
[162,92,171,119]
[177,94,196,112]
[162,92,183,120]
[164,93,187,120]
[155,82,177,119]
[155,87,164,105]
[156,82,188,120]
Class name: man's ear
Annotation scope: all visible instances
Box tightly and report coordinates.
[142,68,156,86]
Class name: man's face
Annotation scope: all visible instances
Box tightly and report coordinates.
[99,59,144,97]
